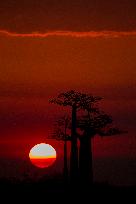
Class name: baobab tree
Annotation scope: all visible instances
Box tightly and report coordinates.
[51,115,71,183]
[50,90,126,187]
[77,111,124,185]
[50,90,102,183]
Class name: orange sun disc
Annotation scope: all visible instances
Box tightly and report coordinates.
[29,143,57,168]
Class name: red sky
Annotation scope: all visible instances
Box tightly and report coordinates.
[0,0,136,185]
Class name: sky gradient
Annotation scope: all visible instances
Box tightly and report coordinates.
[0,0,136,186]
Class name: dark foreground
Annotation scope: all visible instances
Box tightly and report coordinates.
[0,178,136,203]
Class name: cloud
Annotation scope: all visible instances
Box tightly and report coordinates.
[0,30,136,38]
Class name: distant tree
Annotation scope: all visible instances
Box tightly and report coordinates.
[50,90,102,183]
[51,115,71,183]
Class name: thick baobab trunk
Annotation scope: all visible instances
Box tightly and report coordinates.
[79,135,93,185]
[70,105,78,183]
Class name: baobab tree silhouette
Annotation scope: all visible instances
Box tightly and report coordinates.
[77,111,123,185]
[50,90,125,186]
[51,115,71,183]
[50,90,102,184]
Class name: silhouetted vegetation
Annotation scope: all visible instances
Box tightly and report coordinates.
[50,90,126,186]
[50,115,71,183]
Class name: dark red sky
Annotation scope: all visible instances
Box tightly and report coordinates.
[0,0,136,32]
[0,0,136,186]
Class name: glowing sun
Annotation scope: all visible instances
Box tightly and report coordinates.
[29,143,57,168]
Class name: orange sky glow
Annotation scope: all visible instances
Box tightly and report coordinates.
[0,30,136,150]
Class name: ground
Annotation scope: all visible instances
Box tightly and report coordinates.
[0,178,136,203]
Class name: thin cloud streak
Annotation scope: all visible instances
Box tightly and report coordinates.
[0,30,136,38]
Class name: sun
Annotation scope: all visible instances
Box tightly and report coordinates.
[29,143,57,168]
